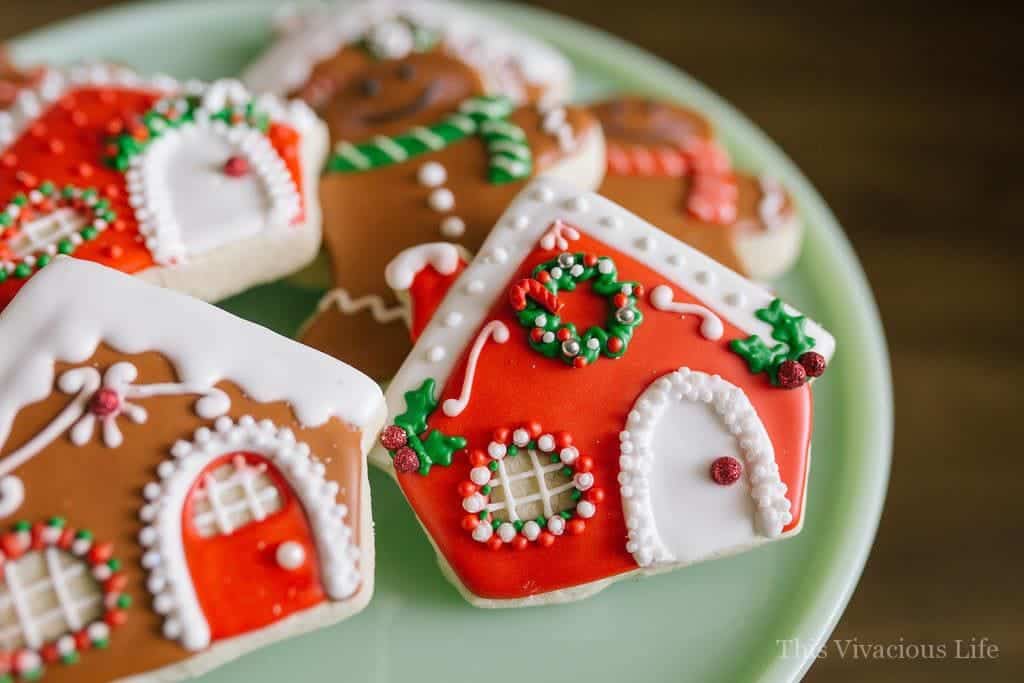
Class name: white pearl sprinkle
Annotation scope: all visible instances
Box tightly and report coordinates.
[427,346,446,363]
[417,161,447,187]
[497,523,517,543]
[428,188,455,212]
[465,280,485,294]
[443,311,463,327]
[276,541,307,570]
[440,215,466,238]
[470,467,492,486]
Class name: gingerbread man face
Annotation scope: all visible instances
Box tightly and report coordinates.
[592,96,712,148]
[300,50,485,143]
[592,95,802,280]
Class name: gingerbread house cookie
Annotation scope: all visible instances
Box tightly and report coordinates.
[243,0,573,106]
[374,177,834,607]
[0,258,384,681]
[592,96,802,280]
[0,63,327,310]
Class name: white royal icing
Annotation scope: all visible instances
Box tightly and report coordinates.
[0,258,385,463]
[648,285,724,340]
[242,0,573,104]
[441,321,509,417]
[384,243,463,291]
[141,416,360,650]
[619,368,792,568]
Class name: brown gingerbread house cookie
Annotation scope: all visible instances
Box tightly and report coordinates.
[0,258,385,681]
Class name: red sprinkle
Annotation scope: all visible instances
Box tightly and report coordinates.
[776,360,807,389]
[105,245,124,259]
[1,153,16,168]
[71,110,89,127]
[223,155,250,177]
[512,536,529,551]
[710,456,743,486]
[379,424,408,451]
[457,481,477,497]
[89,388,121,417]
[392,446,420,473]
[799,351,827,378]
[77,162,95,178]
[48,139,65,154]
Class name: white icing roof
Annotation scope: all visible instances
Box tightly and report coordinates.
[0,258,385,447]
[243,0,573,102]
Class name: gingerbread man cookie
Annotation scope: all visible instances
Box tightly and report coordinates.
[0,258,385,681]
[243,2,604,380]
[0,64,327,310]
[592,96,802,280]
[375,177,834,607]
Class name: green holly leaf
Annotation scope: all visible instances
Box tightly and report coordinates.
[730,336,788,374]
[393,379,438,437]
[418,429,467,475]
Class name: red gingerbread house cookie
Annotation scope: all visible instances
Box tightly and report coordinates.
[374,177,834,607]
[0,258,385,681]
[592,96,802,280]
[0,64,327,310]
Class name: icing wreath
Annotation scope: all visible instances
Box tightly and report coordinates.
[326,95,532,184]
[459,424,601,550]
[0,183,116,282]
[509,252,644,368]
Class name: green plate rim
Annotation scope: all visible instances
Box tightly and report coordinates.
[11,2,894,681]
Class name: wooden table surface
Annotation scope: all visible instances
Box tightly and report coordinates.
[2,1,1020,680]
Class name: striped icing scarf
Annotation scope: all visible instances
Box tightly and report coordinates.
[607,139,739,225]
[326,95,532,185]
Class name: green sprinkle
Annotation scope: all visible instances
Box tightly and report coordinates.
[481,485,491,495]
[488,461,499,471]
[75,529,93,540]
[536,516,546,526]
[12,193,28,206]
[13,520,30,532]
[108,558,121,571]
[507,445,518,456]
[39,180,56,195]
[513,520,524,531]
[0,213,11,226]
[47,516,66,528]
[478,511,489,520]
[35,254,51,268]
[562,467,573,477]
[60,652,79,665]
[58,239,74,255]
[491,519,501,530]
[560,511,572,520]
[550,454,560,463]
[571,490,582,501]
[117,594,132,608]
[13,263,32,278]
[80,227,98,241]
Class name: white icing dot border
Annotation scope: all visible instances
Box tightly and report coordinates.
[375,176,835,472]
[618,367,792,568]
[140,416,360,651]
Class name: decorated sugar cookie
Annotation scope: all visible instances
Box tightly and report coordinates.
[0,48,43,108]
[243,0,572,107]
[0,258,384,681]
[591,96,802,280]
[0,63,327,310]
[374,177,834,607]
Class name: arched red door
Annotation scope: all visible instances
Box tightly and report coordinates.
[181,452,325,640]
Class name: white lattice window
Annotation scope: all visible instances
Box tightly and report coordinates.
[190,454,284,537]
[486,448,577,522]
[0,548,104,651]
[5,208,86,260]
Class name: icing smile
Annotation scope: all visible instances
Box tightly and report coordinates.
[361,82,440,125]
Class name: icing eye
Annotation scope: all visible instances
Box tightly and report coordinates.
[397,62,416,81]
[360,78,381,97]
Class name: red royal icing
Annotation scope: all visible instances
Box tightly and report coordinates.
[0,87,305,310]
[397,231,813,600]
[407,259,467,341]
[182,452,324,640]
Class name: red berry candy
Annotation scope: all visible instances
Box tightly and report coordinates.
[379,425,408,450]
[710,456,742,486]
[776,360,807,389]
[89,388,121,417]
[392,447,420,473]
[223,155,250,177]
[799,351,827,378]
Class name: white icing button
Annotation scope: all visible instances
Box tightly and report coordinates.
[470,466,492,485]
[427,346,447,363]
[559,446,579,464]
[418,161,447,187]
[472,522,493,542]
[522,520,541,541]
[488,442,507,459]
[428,188,455,212]
[531,186,554,202]
[443,311,463,327]
[537,434,556,452]
[508,214,530,231]
[497,523,517,543]
[547,515,566,535]
[276,541,306,570]
[465,280,485,294]
[577,500,597,518]
[440,215,466,238]
[512,429,530,447]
